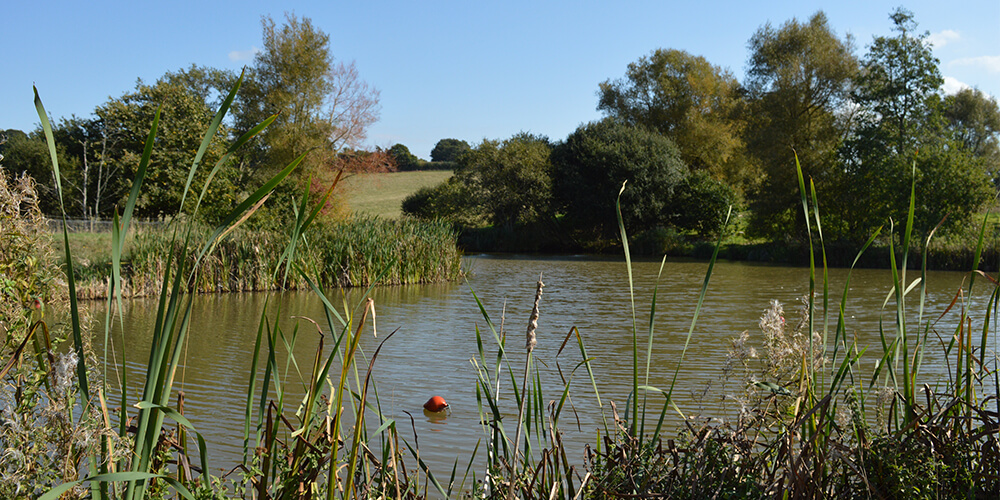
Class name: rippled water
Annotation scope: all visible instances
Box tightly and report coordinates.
[92,254,996,479]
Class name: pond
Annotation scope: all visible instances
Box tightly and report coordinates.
[91,254,996,481]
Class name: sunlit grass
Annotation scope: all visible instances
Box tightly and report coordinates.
[341,170,453,218]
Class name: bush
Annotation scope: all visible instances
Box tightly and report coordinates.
[401,178,483,227]
[667,170,737,237]
[552,119,687,238]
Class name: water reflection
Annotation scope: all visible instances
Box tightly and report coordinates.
[91,255,996,478]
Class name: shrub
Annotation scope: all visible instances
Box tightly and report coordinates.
[552,119,687,238]
[667,170,737,237]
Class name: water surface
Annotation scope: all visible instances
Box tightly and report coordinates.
[93,255,996,479]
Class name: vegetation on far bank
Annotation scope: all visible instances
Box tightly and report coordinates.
[3,8,998,270]
[56,216,462,300]
[402,8,999,263]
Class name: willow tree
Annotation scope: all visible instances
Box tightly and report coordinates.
[743,11,858,239]
[598,49,756,190]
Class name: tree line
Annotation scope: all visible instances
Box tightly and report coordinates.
[403,8,999,246]
[3,8,998,247]
[1,13,380,225]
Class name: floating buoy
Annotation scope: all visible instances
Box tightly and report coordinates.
[423,396,449,412]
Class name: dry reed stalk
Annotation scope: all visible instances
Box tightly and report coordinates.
[510,275,543,500]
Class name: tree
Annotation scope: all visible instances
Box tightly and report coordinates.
[94,71,236,219]
[851,8,942,158]
[388,143,422,171]
[401,179,481,226]
[552,119,687,238]
[598,49,756,189]
[831,8,991,240]
[743,11,858,239]
[942,88,1000,181]
[231,13,380,191]
[49,116,125,219]
[0,129,67,214]
[666,170,737,236]
[453,133,554,227]
[430,138,470,163]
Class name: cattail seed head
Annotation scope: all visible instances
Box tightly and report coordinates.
[526,277,543,352]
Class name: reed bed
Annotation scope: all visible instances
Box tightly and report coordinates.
[70,216,462,299]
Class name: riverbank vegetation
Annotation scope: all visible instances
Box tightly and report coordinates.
[60,217,461,300]
[399,8,999,268]
[5,123,998,496]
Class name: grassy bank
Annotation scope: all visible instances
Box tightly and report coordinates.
[454,218,1000,272]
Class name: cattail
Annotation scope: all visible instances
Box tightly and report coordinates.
[510,275,544,500]
[525,276,543,353]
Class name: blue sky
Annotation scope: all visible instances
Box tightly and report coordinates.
[5,1,998,159]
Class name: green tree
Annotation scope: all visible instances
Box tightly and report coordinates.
[833,8,991,240]
[744,11,858,239]
[552,119,687,238]
[388,143,422,171]
[454,133,554,227]
[430,138,470,163]
[231,13,380,195]
[48,116,128,219]
[666,170,737,236]
[851,8,942,158]
[598,49,756,189]
[0,129,67,214]
[942,88,1000,181]
[94,71,236,219]
[401,178,481,226]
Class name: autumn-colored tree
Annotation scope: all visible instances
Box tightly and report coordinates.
[232,13,380,191]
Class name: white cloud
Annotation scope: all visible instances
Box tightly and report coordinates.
[949,55,1000,73]
[941,76,972,95]
[228,46,260,62]
[927,30,960,48]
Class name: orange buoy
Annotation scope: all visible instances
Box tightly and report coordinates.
[423,396,449,412]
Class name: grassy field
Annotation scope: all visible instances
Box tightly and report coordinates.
[341,169,453,218]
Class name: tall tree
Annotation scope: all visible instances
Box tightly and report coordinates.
[598,49,756,189]
[851,8,942,158]
[454,133,554,227]
[48,116,123,219]
[744,11,858,239]
[94,72,235,218]
[836,8,992,239]
[232,13,380,188]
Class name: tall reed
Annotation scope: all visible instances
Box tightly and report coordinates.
[70,216,462,299]
[35,73,443,499]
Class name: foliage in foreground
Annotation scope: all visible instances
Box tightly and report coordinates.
[582,166,999,498]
